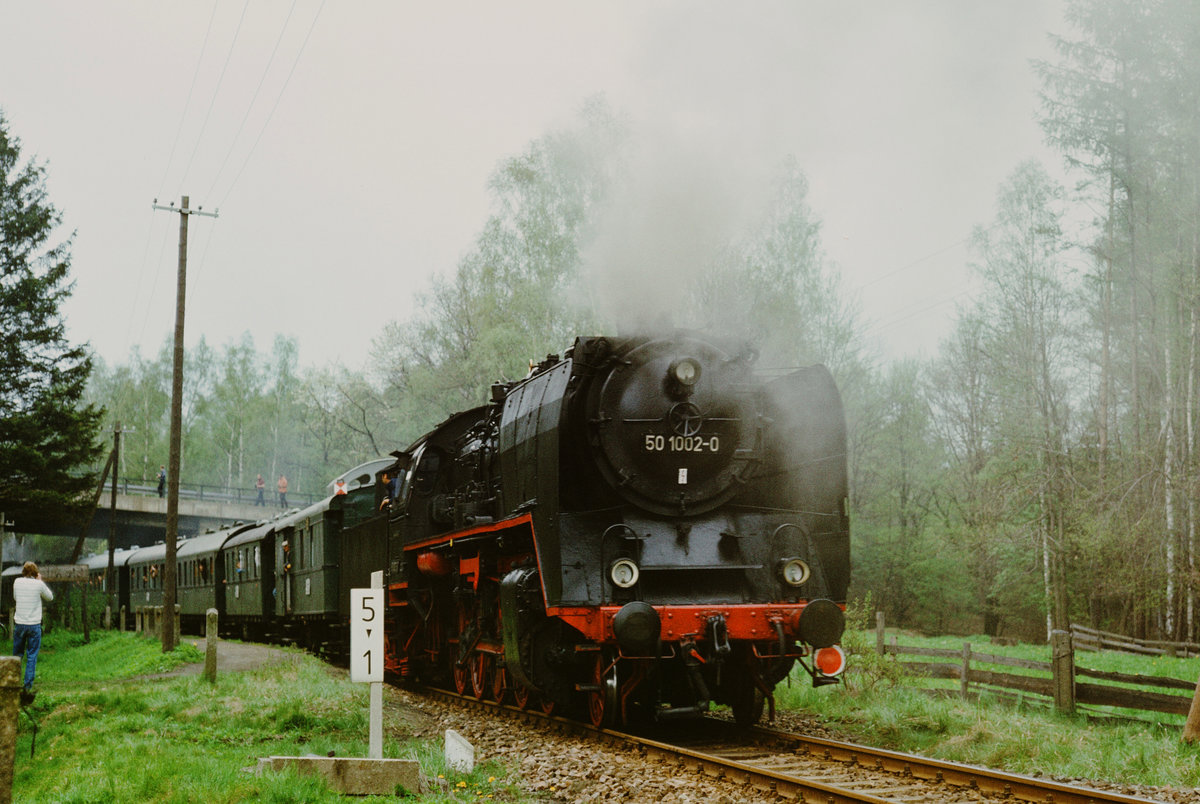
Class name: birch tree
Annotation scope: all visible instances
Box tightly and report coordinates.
[971,161,1076,637]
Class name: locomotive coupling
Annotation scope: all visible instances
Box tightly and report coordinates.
[706,615,732,658]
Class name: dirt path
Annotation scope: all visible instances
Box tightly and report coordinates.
[144,640,300,679]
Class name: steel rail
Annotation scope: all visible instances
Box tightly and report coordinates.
[419,686,1166,804]
[743,725,1163,804]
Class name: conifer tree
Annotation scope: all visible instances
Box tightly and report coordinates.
[0,110,103,529]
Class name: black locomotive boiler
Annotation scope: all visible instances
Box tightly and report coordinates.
[379,332,850,727]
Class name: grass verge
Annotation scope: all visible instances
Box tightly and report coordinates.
[14,630,529,803]
[776,627,1200,790]
[26,626,1200,799]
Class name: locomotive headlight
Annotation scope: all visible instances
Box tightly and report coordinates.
[778,558,811,587]
[670,358,701,387]
[610,558,640,589]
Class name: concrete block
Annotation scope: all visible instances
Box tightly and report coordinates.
[444,729,474,773]
[257,755,424,796]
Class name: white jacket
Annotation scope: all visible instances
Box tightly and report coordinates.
[13,577,53,625]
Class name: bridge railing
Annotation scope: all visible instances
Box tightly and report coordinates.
[113,477,319,508]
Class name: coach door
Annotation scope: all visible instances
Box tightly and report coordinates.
[280,526,295,615]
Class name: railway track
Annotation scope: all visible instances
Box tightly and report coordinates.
[421,687,1168,803]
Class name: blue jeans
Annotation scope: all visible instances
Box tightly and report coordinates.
[13,623,42,691]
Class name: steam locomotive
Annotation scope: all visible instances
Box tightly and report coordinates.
[84,331,849,728]
[372,332,850,727]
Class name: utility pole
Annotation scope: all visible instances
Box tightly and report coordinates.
[106,422,127,609]
[152,195,218,653]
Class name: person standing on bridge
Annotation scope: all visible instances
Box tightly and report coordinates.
[156,464,166,498]
[255,473,266,506]
[13,561,53,704]
[277,474,288,509]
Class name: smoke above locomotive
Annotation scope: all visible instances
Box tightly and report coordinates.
[379,330,850,726]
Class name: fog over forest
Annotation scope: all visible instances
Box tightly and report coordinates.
[10,1,1200,645]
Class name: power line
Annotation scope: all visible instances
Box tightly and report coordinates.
[863,282,977,340]
[204,0,301,202]
[118,209,167,369]
[131,214,179,358]
[217,0,326,207]
[849,221,996,294]
[155,1,220,201]
[179,0,251,190]
[185,214,221,303]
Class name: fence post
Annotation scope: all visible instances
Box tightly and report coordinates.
[203,609,218,683]
[0,656,18,804]
[960,642,971,698]
[876,611,885,655]
[1183,672,1200,743]
[1050,629,1075,714]
[82,581,90,643]
[120,605,126,632]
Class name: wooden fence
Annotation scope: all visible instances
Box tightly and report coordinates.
[875,613,1199,719]
[1070,623,1200,659]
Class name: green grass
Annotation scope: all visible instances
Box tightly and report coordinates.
[776,628,1200,789]
[26,627,1200,798]
[13,631,530,803]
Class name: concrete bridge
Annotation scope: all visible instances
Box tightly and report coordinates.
[85,493,284,549]
[13,491,307,553]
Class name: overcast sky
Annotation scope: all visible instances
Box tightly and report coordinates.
[0,1,1065,371]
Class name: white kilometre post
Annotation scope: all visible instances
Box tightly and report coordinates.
[351,571,385,759]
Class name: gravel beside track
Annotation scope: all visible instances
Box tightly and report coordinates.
[396,688,1200,804]
[152,644,1200,802]
[394,686,775,803]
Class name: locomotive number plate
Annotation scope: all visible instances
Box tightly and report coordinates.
[644,434,721,453]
